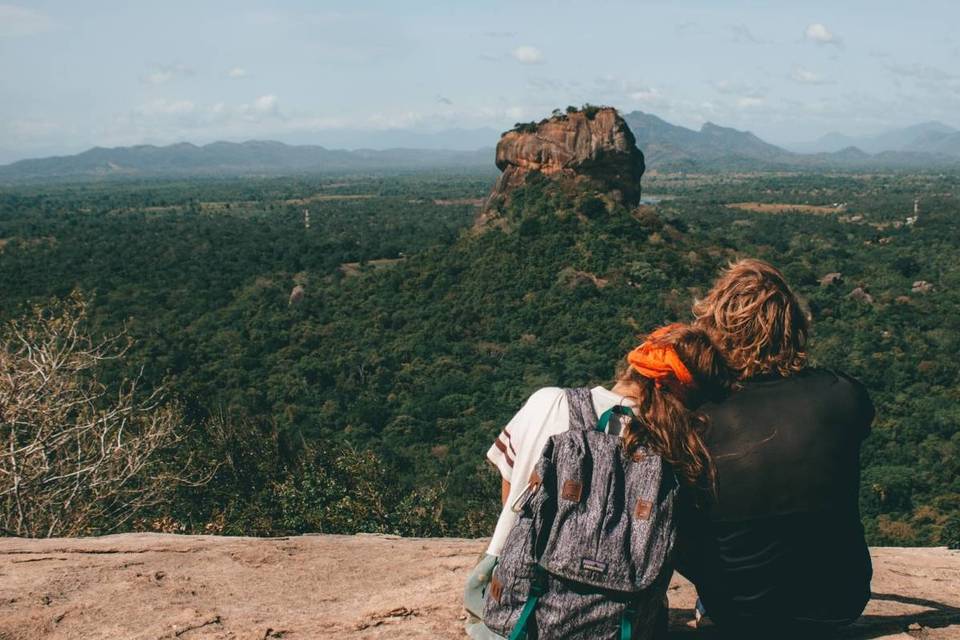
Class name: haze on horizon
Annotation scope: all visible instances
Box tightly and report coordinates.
[2,0,958,164]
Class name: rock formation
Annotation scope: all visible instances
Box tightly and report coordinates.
[288,284,305,306]
[482,107,645,221]
[1,533,958,639]
[820,272,843,287]
[912,280,934,294]
[849,286,874,304]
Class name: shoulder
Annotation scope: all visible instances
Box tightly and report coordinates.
[520,387,567,411]
[801,368,873,406]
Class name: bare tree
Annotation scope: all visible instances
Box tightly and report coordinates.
[0,294,190,537]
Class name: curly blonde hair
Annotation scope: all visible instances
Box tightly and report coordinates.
[692,259,809,381]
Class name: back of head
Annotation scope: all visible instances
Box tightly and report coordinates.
[617,323,731,490]
[693,259,808,381]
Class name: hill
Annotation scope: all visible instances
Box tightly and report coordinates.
[792,121,959,155]
[623,111,791,169]
[0,533,957,639]
[622,111,960,171]
[5,111,960,183]
[0,140,494,183]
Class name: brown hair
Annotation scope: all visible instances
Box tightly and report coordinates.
[614,324,730,490]
[692,259,809,381]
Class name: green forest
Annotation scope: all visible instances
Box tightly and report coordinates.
[1,169,958,547]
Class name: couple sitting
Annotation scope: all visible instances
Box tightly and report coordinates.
[465,259,874,639]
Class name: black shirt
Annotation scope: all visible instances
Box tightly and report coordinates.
[676,368,874,632]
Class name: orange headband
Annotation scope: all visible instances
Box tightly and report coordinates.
[626,325,696,394]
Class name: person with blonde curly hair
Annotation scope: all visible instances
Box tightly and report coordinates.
[677,259,875,638]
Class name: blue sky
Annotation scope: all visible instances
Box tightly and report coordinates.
[1,0,958,162]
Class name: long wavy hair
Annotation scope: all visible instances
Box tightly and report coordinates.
[614,324,730,490]
[692,259,809,381]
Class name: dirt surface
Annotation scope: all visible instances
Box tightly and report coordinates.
[725,202,844,215]
[1,534,958,639]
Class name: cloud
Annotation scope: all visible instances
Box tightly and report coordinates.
[730,24,764,44]
[142,64,195,86]
[674,21,699,37]
[805,23,841,46]
[713,80,768,101]
[0,4,53,37]
[884,63,960,95]
[736,96,765,109]
[628,86,672,112]
[135,99,196,117]
[511,46,543,64]
[885,62,954,82]
[437,96,453,105]
[227,67,248,79]
[790,67,831,85]
[251,94,280,116]
[629,87,663,103]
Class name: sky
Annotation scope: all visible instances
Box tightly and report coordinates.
[2,0,959,162]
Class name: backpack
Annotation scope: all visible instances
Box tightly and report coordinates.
[483,388,679,640]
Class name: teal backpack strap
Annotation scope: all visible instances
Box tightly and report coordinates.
[596,405,635,433]
[507,567,546,640]
[620,602,637,640]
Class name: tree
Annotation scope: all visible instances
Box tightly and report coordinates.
[0,294,191,536]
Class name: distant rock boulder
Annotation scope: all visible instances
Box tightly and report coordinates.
[820,272,843,287]
[912,280,934,294]
[482,107,645,222]
[848,287,874,304]
[288,284,305,306]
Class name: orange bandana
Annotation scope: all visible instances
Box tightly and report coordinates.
[627,325,696,395]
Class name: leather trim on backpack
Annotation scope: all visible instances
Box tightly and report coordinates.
[561,480,583,502]
[635,499,653,520]
[489,576,503,603]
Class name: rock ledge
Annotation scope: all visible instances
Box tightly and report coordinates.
[1,533,958,639]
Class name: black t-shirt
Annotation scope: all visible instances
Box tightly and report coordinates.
[676,368,875,631]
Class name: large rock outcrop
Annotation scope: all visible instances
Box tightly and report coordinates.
[1,533,958,639]
[483,107,645,218]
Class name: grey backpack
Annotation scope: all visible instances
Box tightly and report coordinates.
[483,388,679,640]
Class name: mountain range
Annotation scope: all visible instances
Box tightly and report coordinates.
[787,121,960,155]
[621,112,960,171]
[2,111,960,182]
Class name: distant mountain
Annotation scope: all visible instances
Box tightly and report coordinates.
[622,111,960,171]
[0,140,495,183]
[295,127,500,151]
[789,121,959,155]
[623,111,797,170]
[5,112,960,183]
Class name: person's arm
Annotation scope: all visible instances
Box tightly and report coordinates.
[486,425,519,491]
[487,387,562,508]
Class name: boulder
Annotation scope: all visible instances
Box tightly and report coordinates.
[849,287,874,304]
[288,284,305,306]
[482,107,645,220]
[820,272,843,287]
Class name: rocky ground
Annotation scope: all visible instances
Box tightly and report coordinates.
[1,533,958,639]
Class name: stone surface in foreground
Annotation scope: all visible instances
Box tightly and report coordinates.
[1,533,958,639]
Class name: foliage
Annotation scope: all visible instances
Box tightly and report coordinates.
[0,294,187,536]
[0,170,958,544]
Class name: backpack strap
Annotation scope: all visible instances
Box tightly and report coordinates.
[620,602,638,640]
[507,566,546,640]
[597,405,636,434]
[564,387,599,432]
